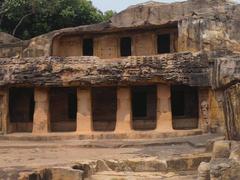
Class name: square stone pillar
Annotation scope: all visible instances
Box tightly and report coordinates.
[115,87,132,133]
[0,88,9,134]
[33,88,50,134]
[156,84,173,132]
[76,88,92,133]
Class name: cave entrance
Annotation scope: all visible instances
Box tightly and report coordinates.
[50,88,77,132]
[171,85,199,130]
[120,37,132,57]
[157,34,171,54]
[83,38,94,56]
[9,88,34,132]
[131,85,157,130]
[92,87,117,131]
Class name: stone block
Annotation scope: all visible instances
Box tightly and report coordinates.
[198,162,210,180]
[212,141,231,159]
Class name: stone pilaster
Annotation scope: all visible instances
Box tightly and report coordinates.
[0,88,9,134]
[76,88,92,133]
[115,87,132,133]
[156,84,173,132]
[199,88,210,133]
[32,88,50,134]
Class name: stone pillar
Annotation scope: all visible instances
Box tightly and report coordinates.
[115,87,132,133]
[0,88,9,134]
[32,88,50,134]
[76,88,92,133]
[156,84,173,132]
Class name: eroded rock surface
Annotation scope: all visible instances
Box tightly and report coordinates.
[0,52,209,87]
[198,140,240,180]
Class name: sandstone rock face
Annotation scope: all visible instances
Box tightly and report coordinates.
[222,84,240,140]
[19,168,84,180]
[212,53,240,89]
[198,141,240,180]
[198,162,210,180]
[0,32,20,44]
[111,0,233,27]
[0,32,26,58]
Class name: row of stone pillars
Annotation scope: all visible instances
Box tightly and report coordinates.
[13,84,173,134]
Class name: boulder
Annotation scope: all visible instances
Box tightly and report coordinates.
[198,162,210,180]
[212,141,231,159]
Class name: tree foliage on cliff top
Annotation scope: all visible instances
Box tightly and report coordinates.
[0,0,116,39]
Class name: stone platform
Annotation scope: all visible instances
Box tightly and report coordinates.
[0,129,203,141]
[0,133,223,179]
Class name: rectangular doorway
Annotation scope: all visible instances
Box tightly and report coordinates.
[171,85,199,129]
[9,88,34,132]
[131,85,157,130]
[120,37,132,57]
[92,87,117,131]
[157,34,171,54]
[50,88,77,132]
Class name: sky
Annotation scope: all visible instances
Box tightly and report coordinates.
[91,0,240,12]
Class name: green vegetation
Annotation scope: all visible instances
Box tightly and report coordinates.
[0,0,116,39]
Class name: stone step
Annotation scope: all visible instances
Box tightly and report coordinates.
[19,154,210,180]
[0,129,203,141]
[90,171,198,180]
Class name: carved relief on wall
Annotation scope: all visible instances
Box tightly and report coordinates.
[0,96,3,132]
[200,100,210,133]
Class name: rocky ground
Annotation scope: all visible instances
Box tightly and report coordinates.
[0,134,222,179]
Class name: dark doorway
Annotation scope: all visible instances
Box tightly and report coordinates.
[120,37,132,57]
[92,87,117,131]
[50,88,77,132]
[83,38,93,56]
[157,34,171,54]
[9,88,34,132]
[171,85,199,130]
[131,86,157,130]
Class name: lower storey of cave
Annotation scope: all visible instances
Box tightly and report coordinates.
[0,83,210,135]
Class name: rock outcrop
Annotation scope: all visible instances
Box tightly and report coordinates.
[198,140,240,180]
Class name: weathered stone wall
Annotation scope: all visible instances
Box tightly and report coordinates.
[178,13,240,52]
[223,84,240,140]
[209,90,225,133]
[211,53,240,140]
[0,52,209,87]
[95,35,118,59]
[0,32,26,58]
[51,29,177,58]
[52,35,82,56]
[0,32,20,44]
[198,140,240,180]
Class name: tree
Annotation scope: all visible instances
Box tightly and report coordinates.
[103,10,117,21]
[0,0,116,39]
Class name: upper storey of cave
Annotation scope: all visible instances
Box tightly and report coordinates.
[0,0,239,58]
